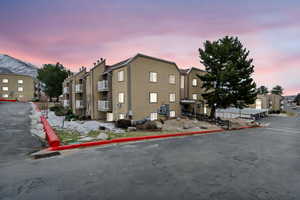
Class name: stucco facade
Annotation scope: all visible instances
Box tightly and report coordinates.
[0,73,37,101]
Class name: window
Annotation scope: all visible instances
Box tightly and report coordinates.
[204,105,207,114]
[150,112,158,121]
[118,70,124,82]
[119,114,125,120]
[18,87,23,92]
[18,94,24,98]
[150,93,157,103]
[169,111,176,118]
[2,94,8,98]
[169,93,176,102]
[2,87,8,91]
[169,75,175,84]
[192,79,197,86]
[180,76,185,89]
[18,80,23,84]
[2,79,8,83]
[149,72,157,82]
[192,94,197,100]
[118,93,124,103]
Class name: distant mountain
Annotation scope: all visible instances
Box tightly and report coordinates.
[0,54,38,77]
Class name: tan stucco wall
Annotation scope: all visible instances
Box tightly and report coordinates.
[71,70,87,116]
[130,56,181,120]
[112,66,129,120]
[0,73,35,101]
[249,94,282,111]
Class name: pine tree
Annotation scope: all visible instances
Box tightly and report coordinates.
[271,85,283,95]
[257,86,269,95]
[198,36,257,118]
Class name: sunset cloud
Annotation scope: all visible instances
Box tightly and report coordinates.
[0,0,299,95]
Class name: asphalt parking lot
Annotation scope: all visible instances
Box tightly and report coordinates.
[0,102,42,165]
[0,102,299,200]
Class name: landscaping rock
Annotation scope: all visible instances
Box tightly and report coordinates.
[183,121,196,129]
[127,127,137,132]
[97,133,108,140]
[137,121,162,130]
[154,121,163,129]
[78,137,94,142]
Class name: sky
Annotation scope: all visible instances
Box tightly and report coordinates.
[0,0,299,95]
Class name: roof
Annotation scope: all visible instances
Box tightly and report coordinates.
[0,72,34,78]
[103,53,181,74]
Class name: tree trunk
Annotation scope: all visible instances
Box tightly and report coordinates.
[210,106,216,119]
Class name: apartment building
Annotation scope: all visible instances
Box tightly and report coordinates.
[62,68,88,116]
[251,94,283,111]
[0,73,38,101]
[63,54,184,121]
[180,67,210,116]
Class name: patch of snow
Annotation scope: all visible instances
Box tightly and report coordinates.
[46,110,124,134]
[29,103,45,140]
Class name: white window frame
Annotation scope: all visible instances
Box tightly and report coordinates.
[149,72,157,83]
[119,113,125,120]
[150,112,158,121]
[150,92,157,103]
[117,70,124,82]
[192,94,197,100]
[18,94,24,98]
[18,87,23,92]
[18,80,23,84]
[169,111,176,118]
[2,94,8,98]
[169,75,175,84]
[2,86,8,91]
[118,93,124,103]
[180,76,185,89]
[204,105,207,114]
[169,93,176,103]
[2,79,8,83]
[192,79,197,86]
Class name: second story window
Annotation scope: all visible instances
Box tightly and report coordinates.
[150,92,157,103]
[2,94,8,98]
[2,79,8,83]
[192,79,197,86]
[181,76,185,89]
[149,72,157,82]
[169,75,175,84]
[18,80,23,84]
[118,93,124,103]
[169,93,176,102]
[118,70,124,82]
[18,87,23,92]
[192,94,197,100]
[2,86,8,91]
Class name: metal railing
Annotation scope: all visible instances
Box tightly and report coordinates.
[75,100,84,109]
[75,84,83,93]
[98,100,111,111]
[97,80,109,92]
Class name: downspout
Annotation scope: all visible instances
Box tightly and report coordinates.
[128,64,132,119]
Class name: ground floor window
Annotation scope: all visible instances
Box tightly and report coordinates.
[192,94,197,100]
[119,113,125,120]
[150,112,158,121]
[2,94,8,98]
[169,111,176,118]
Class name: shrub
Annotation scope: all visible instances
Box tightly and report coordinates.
[116,119,132,129]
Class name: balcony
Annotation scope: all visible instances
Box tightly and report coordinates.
[97,80,109,92]
[75,100,84,109]
[98,100,111,111]
[63,87,69,94]
[75,84,83,93]
[63,100,69,107]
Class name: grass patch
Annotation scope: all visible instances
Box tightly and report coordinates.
[54,129,81,145]
[87,130,101,138]
[107,130,172,140]
[286,112,297,117]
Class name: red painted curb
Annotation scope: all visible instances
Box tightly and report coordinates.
[40,116,61,147]
[0,99,17,102]
[47,129,225,151]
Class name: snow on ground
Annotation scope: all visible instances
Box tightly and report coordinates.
[29,103,45,140]
[46,110,124,134]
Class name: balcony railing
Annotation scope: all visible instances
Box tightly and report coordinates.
[63,100,69,107]
[75,100,84,109]
[98,100,111,111]
[75,84,83,93]
[63,87,69,94]
[97,80,109,92]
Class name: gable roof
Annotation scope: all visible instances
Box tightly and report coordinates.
[103,53,181,74]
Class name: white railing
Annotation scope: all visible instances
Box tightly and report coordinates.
[75,100,84,109]
[63,87,69,94]
[97,80,109,91]
[63,100,69,107]
[75,84,83,93]
[98,100,110,111]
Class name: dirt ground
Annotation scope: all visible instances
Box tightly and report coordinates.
[162,118,220,132]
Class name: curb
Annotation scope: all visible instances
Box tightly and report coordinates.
[40,116,61,147]
[0,99,17,102]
